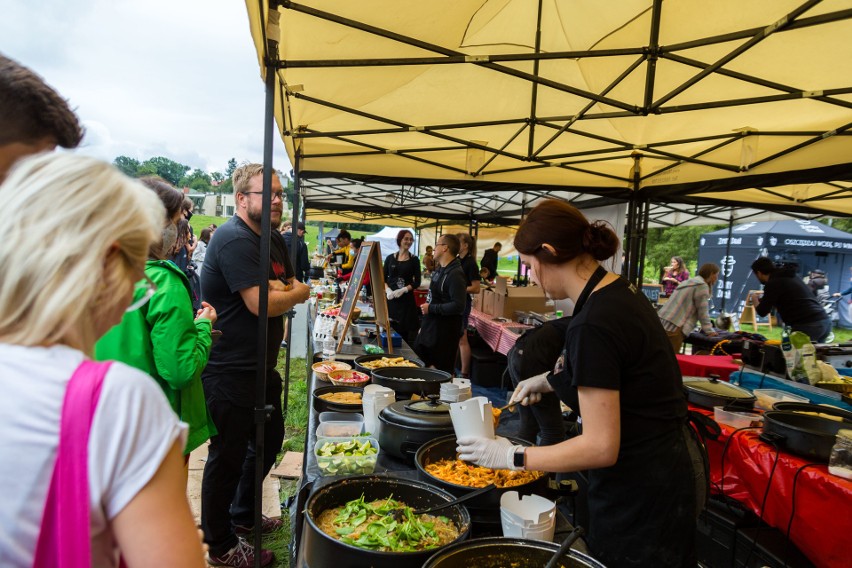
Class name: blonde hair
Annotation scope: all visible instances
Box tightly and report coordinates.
[0,153,164,350]
[232,162,265,195]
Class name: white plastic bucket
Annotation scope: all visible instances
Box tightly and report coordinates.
[449,396,495,440]
[500,491,556,542]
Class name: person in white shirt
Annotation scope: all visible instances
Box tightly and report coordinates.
[0,153,206,568]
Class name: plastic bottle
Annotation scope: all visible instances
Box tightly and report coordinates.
[781,326,795,377]
[322,334,336,359]
[828,429,852,480]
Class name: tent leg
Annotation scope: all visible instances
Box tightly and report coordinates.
[251,44,277,563]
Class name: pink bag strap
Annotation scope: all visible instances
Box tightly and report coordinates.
[33,360,112,568]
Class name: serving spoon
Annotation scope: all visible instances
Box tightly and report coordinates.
[388,483,496,521]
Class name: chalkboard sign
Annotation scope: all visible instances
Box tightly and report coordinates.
[336,241,392,353]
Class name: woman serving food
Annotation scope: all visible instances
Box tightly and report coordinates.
[456,199,696,568]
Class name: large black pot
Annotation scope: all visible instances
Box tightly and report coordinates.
[761,410,848,462]
[682,376,756,410]
[415,434,549,525]
[304,475,471,568]
[423,537,606,568]
[378,397,455,461]
[312,385,364,414]
[772,401,852,422]
[371,366,452,399]
[307,267,324,280]
[353,353,424,375]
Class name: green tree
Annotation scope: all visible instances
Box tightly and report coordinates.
[642,224,726,282]
[179,168,213,193]
[225,158,238,178]
[113,156,140,177]
[211,171,225,183]
[141,156,190,186]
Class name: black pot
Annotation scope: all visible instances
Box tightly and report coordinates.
[682,376,756,410]
[307,267,324,279]
[353,353,424,375]
[371,366,452,399]
[761,410,848,462]
[312,385,364,414]
[304,475,471,568]
[415,435,549,521]
[423,536,606,568]
[772,401,852,422]
[378,398,455,461]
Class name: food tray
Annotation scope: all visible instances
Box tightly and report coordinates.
[314,436,379,476]
[713,406,763,429]
[753,389,809,411]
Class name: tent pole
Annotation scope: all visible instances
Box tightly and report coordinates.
[625,154,643,285]
[638,198,650,282]
[721,209,735,312]
[252,36,278,564]
[282,154,302,452]
[517,195,527,283]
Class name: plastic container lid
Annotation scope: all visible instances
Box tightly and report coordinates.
[753,388,809,410]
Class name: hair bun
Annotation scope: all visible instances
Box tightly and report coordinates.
[583,221,619,261]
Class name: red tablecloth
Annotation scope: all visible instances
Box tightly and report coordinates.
[677,353,741,381]
[692,405,852,568]
[468,309,531,354]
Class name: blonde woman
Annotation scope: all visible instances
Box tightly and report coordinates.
[0,154,206,567]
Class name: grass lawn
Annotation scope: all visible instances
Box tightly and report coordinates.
[261,352,308,568]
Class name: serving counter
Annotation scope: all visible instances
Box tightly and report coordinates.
[692,401,852,568]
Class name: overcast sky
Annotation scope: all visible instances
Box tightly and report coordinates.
[1,0,290,174]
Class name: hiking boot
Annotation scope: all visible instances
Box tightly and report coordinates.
[208,537,274,567]
[233,515,284,536]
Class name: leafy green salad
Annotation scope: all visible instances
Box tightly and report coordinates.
[324,494,457,552]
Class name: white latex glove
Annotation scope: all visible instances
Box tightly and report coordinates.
[511,371,553,407]
[393,287,408,299]
[456,436,523,471]
[385,287,395,300]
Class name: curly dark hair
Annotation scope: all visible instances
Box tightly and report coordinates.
[0,54,83,148]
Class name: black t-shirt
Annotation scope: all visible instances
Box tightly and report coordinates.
[383,253,421,290]
[757,271,830,326]
[548,277,686,450]
[459,254,480,308]
[201,215,294,406]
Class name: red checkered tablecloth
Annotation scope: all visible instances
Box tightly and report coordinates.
[469,309,531,355]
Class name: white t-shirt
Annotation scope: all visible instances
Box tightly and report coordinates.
[0,343,187,567]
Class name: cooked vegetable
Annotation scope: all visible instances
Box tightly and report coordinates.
[316,494,459,552]
[425,458,545,488]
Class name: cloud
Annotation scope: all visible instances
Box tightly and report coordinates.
[0,0,289,174]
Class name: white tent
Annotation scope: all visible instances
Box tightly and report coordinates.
[363,226,418,258]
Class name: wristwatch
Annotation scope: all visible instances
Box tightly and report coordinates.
[512,446,526,470]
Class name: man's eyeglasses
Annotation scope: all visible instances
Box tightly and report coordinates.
[241,190,285,202]
[436,242,448,248]
[126,274,157,312]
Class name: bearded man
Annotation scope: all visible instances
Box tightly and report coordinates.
[199,163,309,567]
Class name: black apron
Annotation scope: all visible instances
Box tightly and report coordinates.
[559,267,697,568]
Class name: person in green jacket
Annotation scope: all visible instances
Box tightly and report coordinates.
[96,176,218,459]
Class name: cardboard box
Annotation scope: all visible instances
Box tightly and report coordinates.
[472,289,484,312]
[487,277,553,319]
[481,289,499,316]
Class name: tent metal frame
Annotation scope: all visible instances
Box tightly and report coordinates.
[247,4,852,563]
